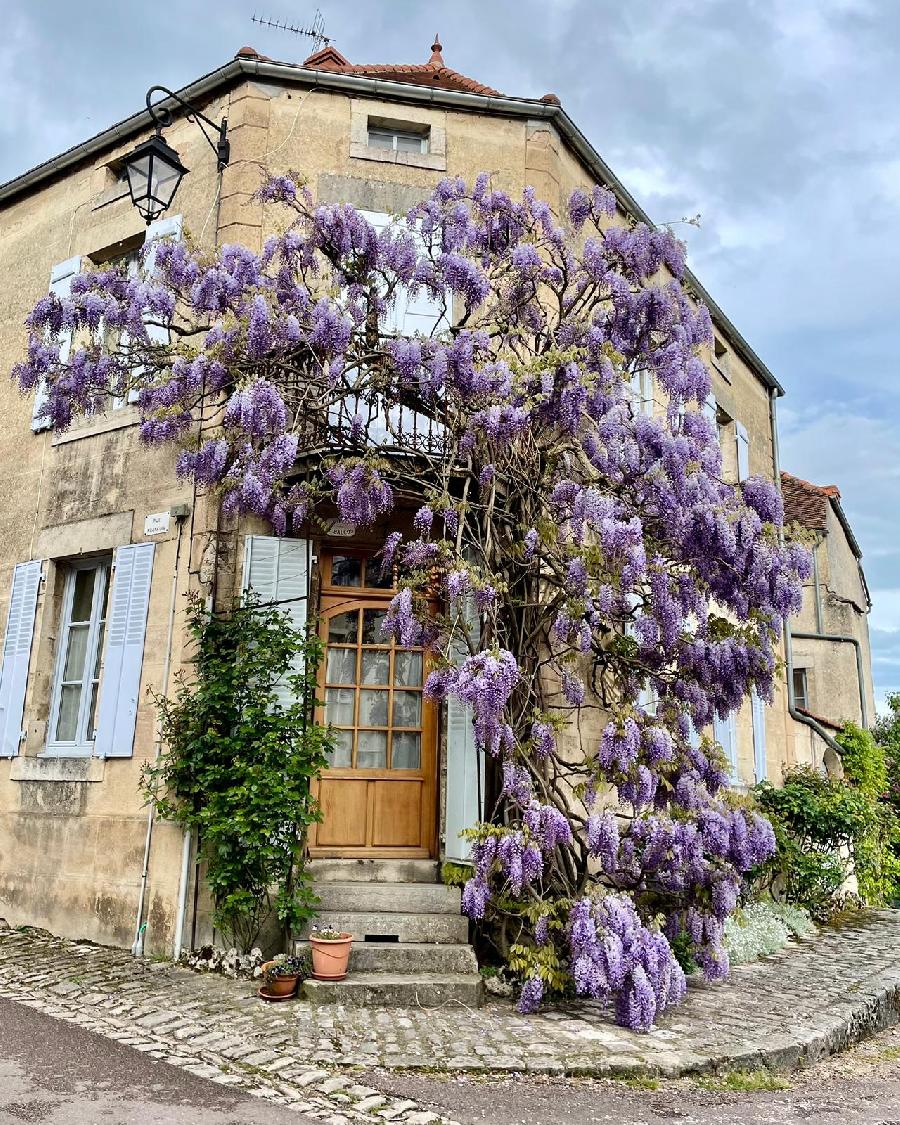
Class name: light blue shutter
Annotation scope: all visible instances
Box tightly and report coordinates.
[94,543,155,758]
[444,596,483,863]
[0,561,42,758]
[33,257,82,431]
[713,711,738,782]
[134,215,182,402]
[703,393,718,442]
[736,421,750,480]
[751,690,767,782]
[242,536,310,706]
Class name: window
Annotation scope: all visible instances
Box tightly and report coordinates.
[628,370,654,417]
[713,338,730,381]
[97,249,140,411]
[367,125,429,154]
[735,421,750,480]
[47,559,111,753]
[793,667,809,711]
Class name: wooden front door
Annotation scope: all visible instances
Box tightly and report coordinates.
[309,551,437,857]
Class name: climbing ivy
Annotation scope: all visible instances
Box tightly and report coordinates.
[144,594,332,953]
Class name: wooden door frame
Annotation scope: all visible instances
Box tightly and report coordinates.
[309,550,439,859]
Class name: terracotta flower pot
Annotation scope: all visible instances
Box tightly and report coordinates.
[309,933,353,981]
[267,973,300,996]
[260,960,300,998]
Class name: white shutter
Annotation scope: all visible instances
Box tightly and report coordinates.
[444,595,484,863]
[242,536,310,707]
[703,393,718,442]
[0,561,42,757]
[736,421,750,480]
[713,710,738,782]
[751,690,767,782]
[33,257,82,431]
[94,543,155,758]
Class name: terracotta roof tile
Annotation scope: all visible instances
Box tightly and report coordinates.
[781,471,840,530]
[301,35,502,97]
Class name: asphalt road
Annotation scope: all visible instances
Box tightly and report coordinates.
[0,995,315,1125]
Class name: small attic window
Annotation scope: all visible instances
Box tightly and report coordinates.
[367,121,430,155]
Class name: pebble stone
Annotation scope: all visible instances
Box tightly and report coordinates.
[2,913,900,1122]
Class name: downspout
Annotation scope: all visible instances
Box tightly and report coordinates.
[769,388,845,760]
[131,508,188,957]
[790,631,868,729]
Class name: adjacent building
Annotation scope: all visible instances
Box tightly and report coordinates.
[0,37,868,958]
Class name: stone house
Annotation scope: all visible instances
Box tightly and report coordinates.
[0,37,848,979]
[781,471,875,765]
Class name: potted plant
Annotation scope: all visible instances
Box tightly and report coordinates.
[309,926,353,981]
[260,952,307,999]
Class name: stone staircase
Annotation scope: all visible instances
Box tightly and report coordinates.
[297,859,483,1008]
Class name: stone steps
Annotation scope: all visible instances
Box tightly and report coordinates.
[314,881,461,915]
[299,939,479,975]
[303,972,484,1009]
[309,859,440,884]
[300,909,469,945]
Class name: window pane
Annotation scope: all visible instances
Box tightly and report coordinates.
[359,689,389,727]
[367,129,394,149]
[62,624,90,681]
[396,132,425,153]
[362,609,388,644]
[326,648,357,684]
[365,560,394,589]
[326,687,356,725]
[328,611,359,644]
[71,568,97,623]
[328,729,353,768]
[357,730,387,768]
[394,651,422,686]
[360,650,390,685]
[331,556,362,587]
[392,732,421,769]
[55,684,82,742]
[87,682,100,740]
[393,690,421,727]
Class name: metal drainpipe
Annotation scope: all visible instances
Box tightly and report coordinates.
[769,388,845,759]
[790,631,868,729]
[131,510,188,957]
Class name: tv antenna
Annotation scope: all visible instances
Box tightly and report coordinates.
[251,10,331,50]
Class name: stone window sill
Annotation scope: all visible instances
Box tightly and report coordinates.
[52,407,139,446]
[349,141,447,172]
[9,757,106,783]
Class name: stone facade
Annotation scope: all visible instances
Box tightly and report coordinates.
[0,41,839,954]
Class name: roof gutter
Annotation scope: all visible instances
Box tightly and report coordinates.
[0,55,783,396]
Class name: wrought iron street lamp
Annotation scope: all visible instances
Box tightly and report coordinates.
[123,85,230,224]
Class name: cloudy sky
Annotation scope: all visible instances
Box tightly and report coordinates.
[3,0,898,711]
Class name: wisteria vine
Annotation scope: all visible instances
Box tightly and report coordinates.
[13,171,809,1029]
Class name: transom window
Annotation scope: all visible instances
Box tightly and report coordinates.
[367,125,430,154]
[48,559,111,752]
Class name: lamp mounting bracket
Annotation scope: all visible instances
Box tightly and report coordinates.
[145,85,230,169]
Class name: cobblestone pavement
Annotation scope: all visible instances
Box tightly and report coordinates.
[1,911,899,1121]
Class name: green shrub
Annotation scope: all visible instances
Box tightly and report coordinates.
[724,901,814,965]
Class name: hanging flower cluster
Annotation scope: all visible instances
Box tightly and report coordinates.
[12,171,809,1030]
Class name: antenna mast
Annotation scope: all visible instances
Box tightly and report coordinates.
[251,9,330,50]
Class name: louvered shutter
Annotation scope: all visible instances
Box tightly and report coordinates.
[751,690,767,782]
[0,561,42,757]
[94,543,155,758]
[713,711,738,781]
[242,536,310,707]
[33,257,82,431]
[736,421,750,480]
[703,393,718,442]
[444,596,483,863]
[133,214,182,403]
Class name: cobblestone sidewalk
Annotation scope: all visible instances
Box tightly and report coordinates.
[1,911,900,1120]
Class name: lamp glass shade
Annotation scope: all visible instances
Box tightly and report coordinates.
[123,135,188,223]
